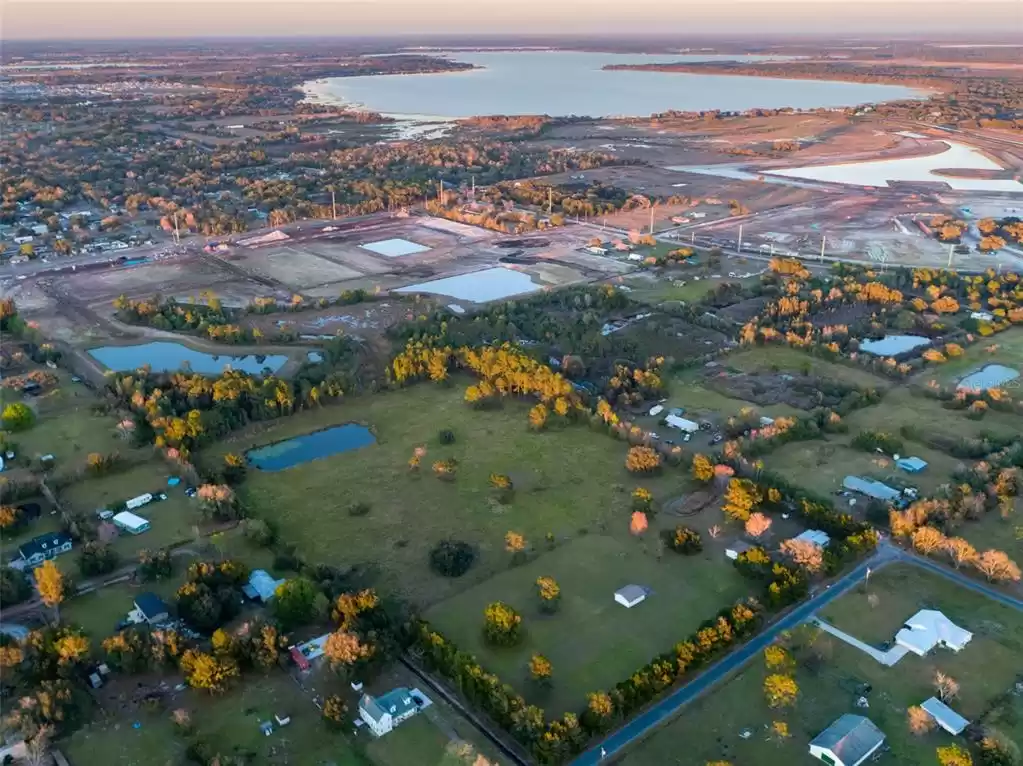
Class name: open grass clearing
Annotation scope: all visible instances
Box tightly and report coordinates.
[767,436,963,500]
[623,565,1023,766]
[60,576,184,642]
[671,369,804,421]
[622,275,758,306]
[425,533,753,715]
[63,672,364,766]
[61,461,203,560]
[912,327,1023,386]
[209,381,689,607]
[723,346,892,391]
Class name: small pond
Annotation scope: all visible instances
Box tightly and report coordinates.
[88,342,289,375]
[957,364,1020,391]
[307,351,325,364]
[245,424,376,471]
[858,335,931,356]
[395,267,541,303]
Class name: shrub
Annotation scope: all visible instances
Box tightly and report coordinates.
[347,501,372,517]
[438,429,456,445]
[78,541,120,577]
[138,549,173,581]
[241,518,276,546]
[483,601,523,646]
[429,539,475,577]
[662,525,703,554]
[850,429,904,454]
[1,403,34,432]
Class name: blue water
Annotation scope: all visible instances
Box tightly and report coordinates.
[859,335,931,356]
[307,351,324,364]
[246,424,376,471]
[88,342,288,375]
[957,364,1020,391]
[308,51,925,119]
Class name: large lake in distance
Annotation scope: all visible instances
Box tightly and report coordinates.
[303,51,926,119]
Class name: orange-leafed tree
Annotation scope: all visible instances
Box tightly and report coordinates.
[722,478,760,523]
[745,512,772,540]
[907,705,935,736]
[974,550,1022,582]
[944,537,978,569]
[630,511,649,536]
[780,539,824,573]
[911,526,946,555]
[691,453,714,482]
[323,629,373,669]
[763,674,799,708]
[626,446,661,474]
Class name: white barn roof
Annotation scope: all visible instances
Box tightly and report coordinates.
[896,610,972,656]
[664,415,700,433]
[793,529,831,547]
[112,510,149,531]
[920,697,969,735]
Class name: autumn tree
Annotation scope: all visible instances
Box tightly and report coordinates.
[745,512,772,540]
[911,526,946,555]
[691,454,714,482]
[763,646,793,671]
[483,602,522,646]
[586,691,614,731]
[936,744,973,766]
[780,539,824,573]
[945,537,978,569]
[722,478,759,523]
[934,671,960,702]
[179,649,238,694]
[529,654,552,684]
[763,674,799,708]
[35,561,66,621]
[630,511,649,536]
[528,403,549,431]
[2,402,35,431]
[907,705,935,735]
[323,695,348,727]
[323,629,373,670]
[535,576,561,613]
[272,577,324,629]
[974,550,1022,582]
[626,445,661,474]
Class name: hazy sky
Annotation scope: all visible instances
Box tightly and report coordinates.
[4,0,1021,40]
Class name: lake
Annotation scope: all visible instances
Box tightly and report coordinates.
[303,51,924,118]
[957,364,1020,391]
[246,424,376,471]
[88,342,289,375]
[395,267,541,302]
[858,335,931,356]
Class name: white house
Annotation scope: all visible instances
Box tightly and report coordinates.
[809,714,886,766]
[113,511,150,535]
[664,414,700,434]
[359,688,421,737]
[895,610,972,657]
[19,532,74,567]
[614,584,647,608]
[129,593,170,625]
[920,697,969,735]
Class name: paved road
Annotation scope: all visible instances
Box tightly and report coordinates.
[571,547,898,765]
[892,548,1023,612]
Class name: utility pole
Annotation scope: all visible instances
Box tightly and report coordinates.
[471,175,476,199]
[820,236,826,263]
[947,242,954,269]
[691,231,695,246]
[173,211,180,245]
[331,189,337,221]
[737,224,743,255]
[548,187,553,216]
[649,204,654,235]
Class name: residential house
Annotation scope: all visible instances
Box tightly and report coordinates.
[359,688,420,737]
[242,569,287,603]
[130,593,170,625]
[19,531,73,567]
[895,610,972,656]
[792,529,831,548]
[809,714,886,766]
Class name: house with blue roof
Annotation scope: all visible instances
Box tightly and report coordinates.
[895,457,928,474]
[242,569,287,603]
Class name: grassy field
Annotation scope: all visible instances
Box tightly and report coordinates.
[767,437,962,500]
[63,673,366,766]
[425,534,752,714]
[210,382,690,607]
[60,577,183,641]
[669,370,804,422]
[622,565,1023,766]
[61,461,202,560]
[723,346,893,390]
[5,369,145,468]
[912,327,1023,386]
[623,275,759,306]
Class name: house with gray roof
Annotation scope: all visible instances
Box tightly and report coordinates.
[358,687,421,737]
[809,714,886,766]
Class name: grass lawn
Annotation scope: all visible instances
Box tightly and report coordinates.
[767,437,962,500]
[209,382,689,607]
[64,673,365,766]
[61,461,202,560]
[723,346,892,391]
[60,577,183,642]
[623,565,1023,766]
[912,327,1023,386]
[425,534,752,715]
[670,369,805,422]
[5,369,145,470]
[624,275,759,306]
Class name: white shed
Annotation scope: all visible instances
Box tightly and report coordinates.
[809,715,886,766]
[665,415,700,434]
[112,511,150,535]
[920,697,969,735]
[614,584,647,608]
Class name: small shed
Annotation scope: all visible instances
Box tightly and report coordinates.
[131,592,170,624]
[665,415,700,434]
[920,697,969,735]
[725,540,755,561]
[793,529,831,548]
[614,584,647,609]
[242,569,287,603]
[895,457,928,473]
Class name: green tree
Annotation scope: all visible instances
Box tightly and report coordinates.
[2,402,35,432]
[271,577,321,629]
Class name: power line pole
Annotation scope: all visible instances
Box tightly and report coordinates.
[947,242,954,269]
[173,211,180,245]
[737,224,743,255]
[331,189,337,221]
[548,187,553,216]
[649,204,655,235]
[820,236,826,263]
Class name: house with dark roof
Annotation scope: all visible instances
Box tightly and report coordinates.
[19,531,73,567]
[130,593,170,625]
[809,714,886,766]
